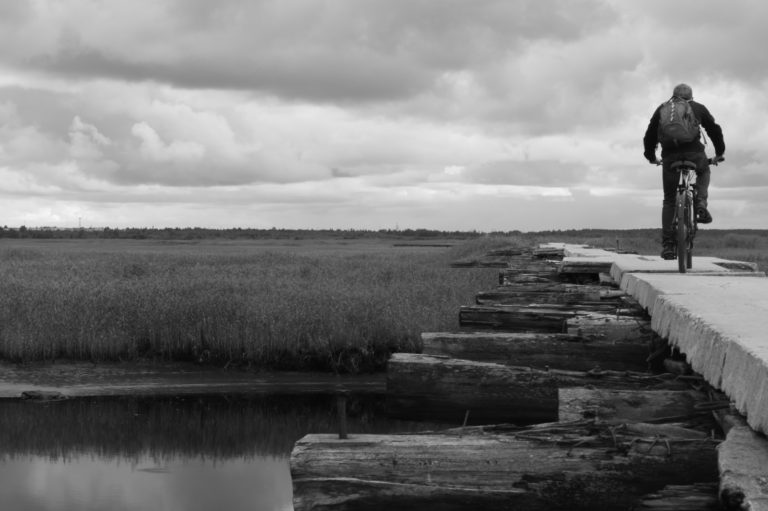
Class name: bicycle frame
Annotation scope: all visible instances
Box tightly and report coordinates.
[671,165,697,272]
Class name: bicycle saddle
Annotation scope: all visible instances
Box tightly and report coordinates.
[669,160,697,171]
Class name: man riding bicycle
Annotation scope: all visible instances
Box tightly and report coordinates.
[643,83,726,260]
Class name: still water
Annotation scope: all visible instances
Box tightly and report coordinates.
[0,394,447,511]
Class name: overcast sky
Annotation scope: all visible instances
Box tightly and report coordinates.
[1,0,765,231]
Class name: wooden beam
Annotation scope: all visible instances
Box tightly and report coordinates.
[386,353,685,424]
[458,304,648,333]
[421,332,649,372]
[476,283,626,305]
[291,420,718,511]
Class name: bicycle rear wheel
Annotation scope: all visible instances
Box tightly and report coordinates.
[676,191,689,273]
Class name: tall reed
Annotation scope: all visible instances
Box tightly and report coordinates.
[0,241,500,372]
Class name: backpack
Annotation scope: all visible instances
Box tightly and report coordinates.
[657,97,700,145]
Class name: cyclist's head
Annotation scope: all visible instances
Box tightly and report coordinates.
[673,83,693,100]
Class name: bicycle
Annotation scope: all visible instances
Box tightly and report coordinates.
[667,156,723,273]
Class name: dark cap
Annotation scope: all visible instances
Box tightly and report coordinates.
[673,83,693,100]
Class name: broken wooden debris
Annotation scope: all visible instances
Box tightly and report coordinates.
[421,332,649,372]
[498,271,561,285]
[290,419,719,511]
[558,388,707,424]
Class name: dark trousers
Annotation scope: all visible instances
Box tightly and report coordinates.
[661,151,710,244]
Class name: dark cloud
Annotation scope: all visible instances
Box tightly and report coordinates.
[32,45,432,103]
[17,0,618,104]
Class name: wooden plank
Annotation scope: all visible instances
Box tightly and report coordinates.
[385,353,685,424]
[291,421,718,511]
[421,332,649,372]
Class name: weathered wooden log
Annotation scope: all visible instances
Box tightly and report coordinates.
[421,332,649,372]
[559,259,615,274]
[502,260,561,273]
[459,304,576,331]
[558,388,706,423]
[635,483,720,510]
[459,304,647,332]
[476,283,626,305]
[717,413,768,510]
[533,246,565,258]
[386,353,685,424]
[290,420,719,511]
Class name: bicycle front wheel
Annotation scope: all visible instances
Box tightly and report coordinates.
[676,191,689,273]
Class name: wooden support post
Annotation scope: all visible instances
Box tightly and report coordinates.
[336,389,349,440]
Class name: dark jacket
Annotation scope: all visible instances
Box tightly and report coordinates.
[643,99,725,162]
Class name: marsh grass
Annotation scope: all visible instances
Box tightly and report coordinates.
[2,230,761,372]
[0,239,500,372]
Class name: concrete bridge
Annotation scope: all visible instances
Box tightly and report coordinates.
[558,243,768,509]
[291,242,768,510]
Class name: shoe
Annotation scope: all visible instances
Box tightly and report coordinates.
[661,245,676,260]
[697,207,712,224]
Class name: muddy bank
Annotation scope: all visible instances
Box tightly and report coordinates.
[0,361,385,399]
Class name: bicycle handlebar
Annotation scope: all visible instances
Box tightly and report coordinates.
[652,156,725,167]
[708,156,725,166]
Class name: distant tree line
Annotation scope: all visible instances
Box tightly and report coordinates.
[0,225,513,241]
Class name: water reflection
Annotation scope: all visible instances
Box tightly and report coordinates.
[0,455,292,511]
[0,394,449,511]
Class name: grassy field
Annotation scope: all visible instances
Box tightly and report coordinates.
[0,237,500,372]
[1,229,765,373]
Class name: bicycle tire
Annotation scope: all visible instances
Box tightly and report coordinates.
[676,191,688,273]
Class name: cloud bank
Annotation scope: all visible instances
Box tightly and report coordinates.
[0,0,764,230]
